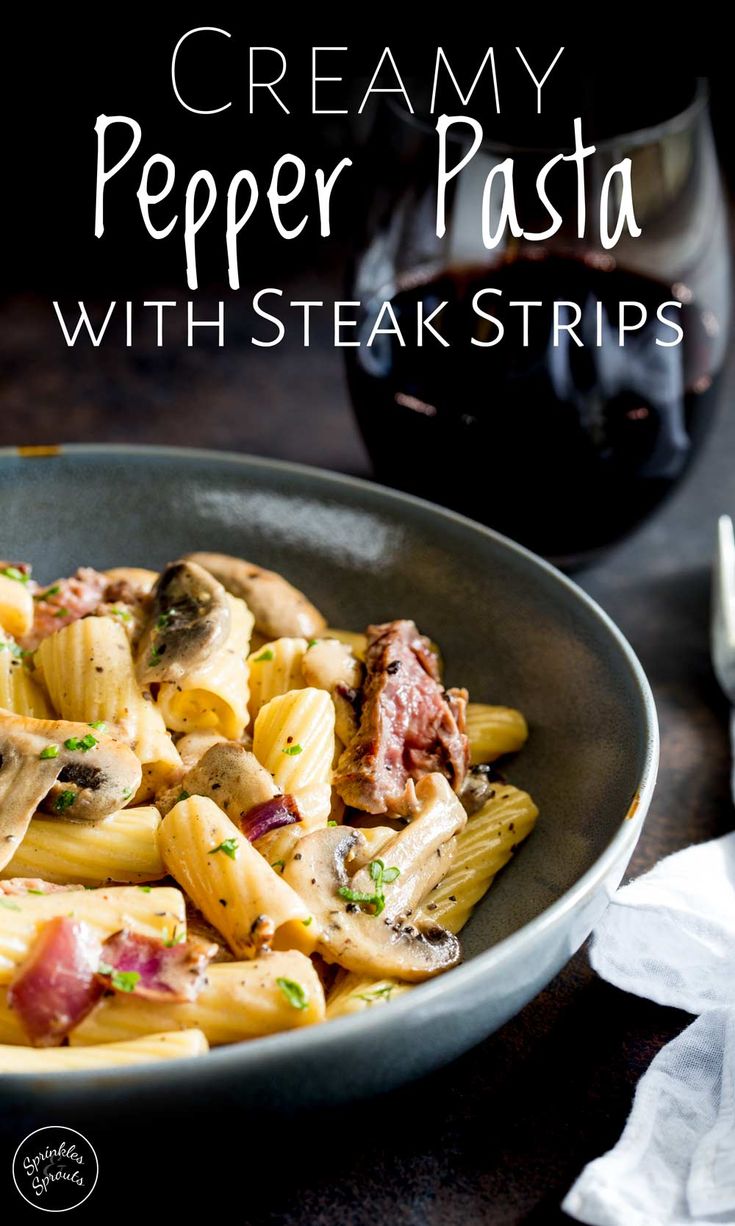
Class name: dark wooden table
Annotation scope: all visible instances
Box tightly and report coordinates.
[1,272,734,1225]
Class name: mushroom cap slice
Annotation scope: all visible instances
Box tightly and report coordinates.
[348,773,466,921]
[283,825,460,982]
[136,560,230,685]
[186,552,326,641]
[0,710,142,869]
[157,742,279,820]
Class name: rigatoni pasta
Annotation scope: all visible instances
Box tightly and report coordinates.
[157,593,254,739]
[247,636,307,721]
[0,640,52,718]
[465,703,529,765]
[0,806,164,887]
[159,795,315,956]
[0,573,34,638]
[0,1029,209,1071]
[253,687,335,826]
[0,552,537,1068]
[0,886,185,984]
[68,955,325,1046]
[35,615,182,798]
[419,784,539,933]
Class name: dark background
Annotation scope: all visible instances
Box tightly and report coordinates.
[2,24,735,1225]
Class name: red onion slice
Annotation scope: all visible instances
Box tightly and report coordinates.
[96,928,217,1002]
[241,794,302,842]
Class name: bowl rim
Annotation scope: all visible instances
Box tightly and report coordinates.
[0,443,659,1089]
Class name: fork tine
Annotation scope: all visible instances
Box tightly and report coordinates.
[712,514,735,702]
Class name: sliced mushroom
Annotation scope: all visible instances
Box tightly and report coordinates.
[0,711,142,869]
[301,638,363,746]
[157,742,280,819]
[136,560,230,686]
[283,775,465,981]
[460,764,502,816]
[346,774,465,920]
[186,552,326,641]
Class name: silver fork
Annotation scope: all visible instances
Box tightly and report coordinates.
[712,514,735,704]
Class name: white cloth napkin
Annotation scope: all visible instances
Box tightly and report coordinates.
[563,717,735,1226]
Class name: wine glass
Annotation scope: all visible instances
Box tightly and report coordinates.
[345,77,730,566]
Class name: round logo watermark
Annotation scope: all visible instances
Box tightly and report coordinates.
[12,1126,98,1212]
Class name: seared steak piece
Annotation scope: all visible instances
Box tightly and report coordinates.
[333,620,469,813]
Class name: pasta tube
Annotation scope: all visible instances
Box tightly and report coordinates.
[0,643,52,718]
[247,637,307,722]
[159,796,315,956]
[67,953,325,1046]
[419,785,538,933]
[326,974,410,1019]
[0,885,185,984]
[324,628,367,660]
[157,594,254,740]
[35,615,182,799]
[466,703,529,765]
[1,807,164,887]
[0,575,33,638]
[254,824,306,871]
[104,567,159,592]
[253,688,335,828]
[0,1030,208,1072]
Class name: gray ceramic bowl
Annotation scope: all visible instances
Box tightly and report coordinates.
[0,445,658,1111]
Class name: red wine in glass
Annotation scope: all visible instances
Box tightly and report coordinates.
[347,254,721,563]
[346,77,729,566]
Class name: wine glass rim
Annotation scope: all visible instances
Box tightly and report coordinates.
[386,76,709,155]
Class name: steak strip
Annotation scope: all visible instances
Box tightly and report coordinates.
[333,620,469,813]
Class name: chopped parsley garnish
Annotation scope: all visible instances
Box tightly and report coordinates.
[112,970,140,992]
[271,859,285,871]
[338,859,401,917]
[162,928,185,947]
[337,885,381,906]
[98,963,141,993]
[137,885,152,893]
[88,720,106,731]
[27,888,45,895]
[282,743,303,756]
[209,837,239,860]
[156,611,173,630]
[35,584,61,600]
[0,899,21,911]
[0,641,26,659]
[39,745,59,760]
[371,859,401,885]
[302,916,313,927]
[356,984,395,1003]
[177,790,191,803]
[63,734,97,752]
[0,566,29,584]
[327,820,338,827]
[148,645,163,667]
[276,977,309,1011]
[54,606,69,618]
[121,787,133,802]
[54,790,77,814]
[306,639,318,650]
[254,648,274,662]
[110,607,132,623]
